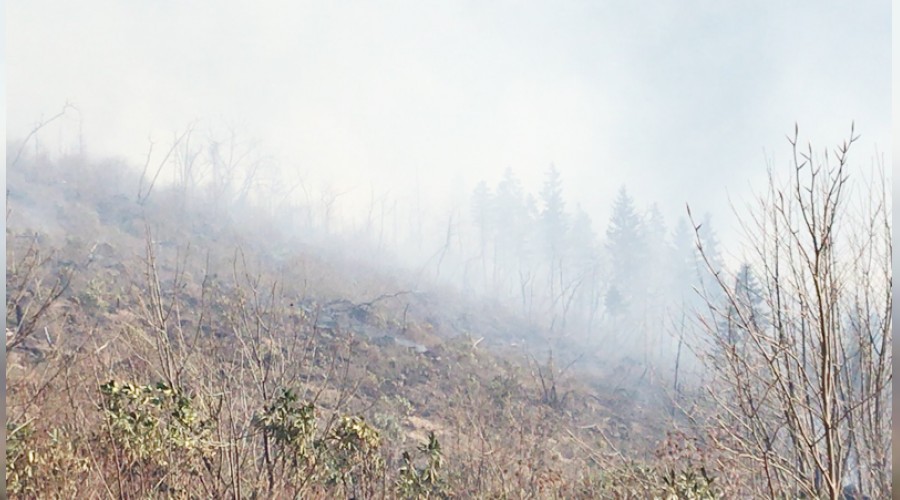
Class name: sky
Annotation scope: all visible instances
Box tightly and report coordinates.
[6,1,892,255]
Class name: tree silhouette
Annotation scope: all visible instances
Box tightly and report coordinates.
[604,186,644,313]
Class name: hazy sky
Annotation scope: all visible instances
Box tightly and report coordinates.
[7,1,891,250]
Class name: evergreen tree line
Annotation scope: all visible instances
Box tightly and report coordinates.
[464,165,764,363]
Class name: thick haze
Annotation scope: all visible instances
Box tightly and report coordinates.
[7,0,891,249]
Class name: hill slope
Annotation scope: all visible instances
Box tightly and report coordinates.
[6,154,719,498]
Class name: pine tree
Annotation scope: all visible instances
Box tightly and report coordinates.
[641,203,672,357]
[539,165,567,255]
[568,204,597,274]
[493,169,529,294]
[721,262,764,347]
[604,186,644,311]
[539,165,568,305]
[643,204,670,298]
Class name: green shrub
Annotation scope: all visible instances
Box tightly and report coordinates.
[397,431,447,499]
[657,467,721,500]
[252,388,318,463]
[99,380,211,462]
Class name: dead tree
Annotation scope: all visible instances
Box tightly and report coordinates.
[689,124,891,499]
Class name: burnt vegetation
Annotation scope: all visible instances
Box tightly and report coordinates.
[5,123,890,499]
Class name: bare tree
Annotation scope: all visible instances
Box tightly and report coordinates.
[205,127,264,213]
[6,234,75,353]
[137,126,194,205]
[689,124,891,499]
[11,102,76,167]
[171,123,205,210]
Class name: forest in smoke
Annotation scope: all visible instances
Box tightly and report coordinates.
[15,111,734,374]
[23,109,735,346]
[5,1,890,498]
[6,115,891,498]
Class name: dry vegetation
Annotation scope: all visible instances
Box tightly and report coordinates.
[6,153,719,500]
[6,127,890,499]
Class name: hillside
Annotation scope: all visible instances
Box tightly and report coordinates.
[5,154,724,498]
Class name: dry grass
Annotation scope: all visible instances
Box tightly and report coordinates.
[5,153,726,499]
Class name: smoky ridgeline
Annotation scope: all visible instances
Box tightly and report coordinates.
[5,120,891,498]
